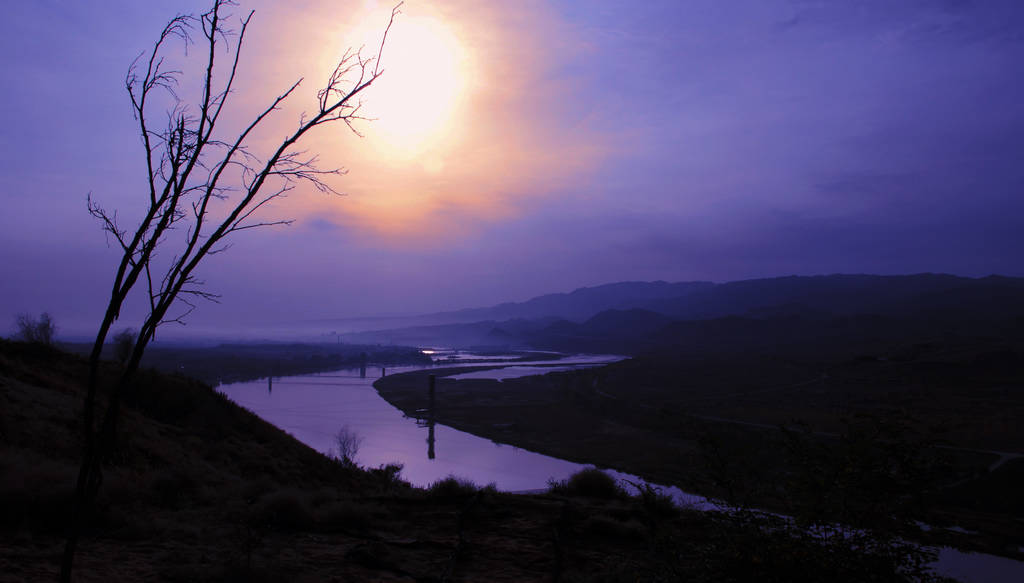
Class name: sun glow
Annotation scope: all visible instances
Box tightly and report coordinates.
[286,0,604,241]
[358,12,469,160]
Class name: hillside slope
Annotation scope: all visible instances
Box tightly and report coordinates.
[0,341,766,582]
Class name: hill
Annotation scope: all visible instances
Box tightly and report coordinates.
[335,274,1024,354]
[396,273,1024,327]
[641,274,1024,320]
[434,280,714,323]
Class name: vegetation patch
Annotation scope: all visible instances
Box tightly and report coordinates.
[548,468,625,499]
[426,475,495,500]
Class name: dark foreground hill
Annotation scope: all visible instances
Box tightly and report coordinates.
[0,340,958,582]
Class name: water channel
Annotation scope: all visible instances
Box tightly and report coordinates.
[217,353,679,494]
[217,352,1023,582]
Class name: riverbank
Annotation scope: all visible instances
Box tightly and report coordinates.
[373,360,1024,562]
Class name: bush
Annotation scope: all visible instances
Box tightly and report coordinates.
[14,312,56,345]
[627,481,678,520]
[112,328,136,364]
[548,468,624,499]
[368,463,407,492]
[426,475,492,500]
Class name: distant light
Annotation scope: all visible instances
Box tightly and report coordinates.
[421,349,436,355]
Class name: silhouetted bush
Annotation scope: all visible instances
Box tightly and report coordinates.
[628,481,678,521]
[14,312,56,345]
[368,463,407,492]
[426,475,493,500]
[112,328,136,364]
[548,468,624,499]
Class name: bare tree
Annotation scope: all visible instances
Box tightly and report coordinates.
[61,1,400,579]
[14,312,57,345]
[334,424,365,467]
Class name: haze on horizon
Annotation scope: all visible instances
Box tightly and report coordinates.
[2,0,1023,337]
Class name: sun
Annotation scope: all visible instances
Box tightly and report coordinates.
[357,11,469,160]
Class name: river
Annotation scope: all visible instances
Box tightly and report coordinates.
[216,353,676,493]
[217,352,1023,583]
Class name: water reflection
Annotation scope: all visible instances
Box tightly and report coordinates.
[412,374,438,459]
[415,417,437,460]
[217,357,623,491]
[428,374,436,459]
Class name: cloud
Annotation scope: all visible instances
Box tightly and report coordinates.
[780,0,1024,46]
[228,0,610,246]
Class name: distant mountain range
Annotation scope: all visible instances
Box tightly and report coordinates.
[338,274,1024,354]
[432,280,715,323]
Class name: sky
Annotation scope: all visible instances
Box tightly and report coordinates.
[2,0,1023,337]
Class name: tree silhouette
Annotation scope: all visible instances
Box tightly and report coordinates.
[14,312,57,345]
[111,328,136,364]
[61,1,400,579]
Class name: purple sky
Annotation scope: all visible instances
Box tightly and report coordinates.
[2,0,1023,337]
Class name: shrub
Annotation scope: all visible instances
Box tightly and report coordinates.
[627,481,678,520]
[14,312,56,345]
[426,475,490,499]
[369,463,407,491]
[548,468,624,499]
[112,328,136,364]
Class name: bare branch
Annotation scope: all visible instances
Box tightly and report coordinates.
[87,195,131,253]
[375,2,404,76]
[67,4,402,577]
